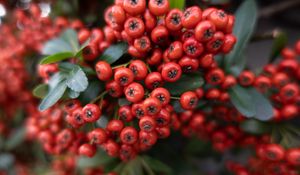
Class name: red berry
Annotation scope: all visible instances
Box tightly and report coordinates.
[124,82,145,103]
[148,0,169,16]
[180,91,198,110]
[82,104,101,122]
[79,144,96,157]
[161,62,182,82]
[120,126,138,145]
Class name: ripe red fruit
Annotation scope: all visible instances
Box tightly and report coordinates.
[88,128,108,145]
[107,119,124,133]
[179,56,199,73]
[123,0,146,16]
[167,41,183,60]
[124,82,145,103]
[144,10,157,32]
[182,6,202,29]
[165,9,183,31]
[145,72,163,89]
[111,5,126,25]
[118,105,134,122]
[82,104,101,122]
[131,103,146,118]
[195,20,216,42]
[261,144,285,161]
[183,38,204,57]
[148,0,169,16]
[124,17,145,38]
[120,126,138,145]
[161,62,182,82]
[143,97,162,116]
[139,130,157,146]
[106,80,123,97]
[95,61,113,81]
[139,116,156,132]
[206,68,225,85]
[286,149,300,166]
[150,87,170,106]
[129,60,148,80]
[180,91,198,110]
[238,71,255,86]
[133,36,151,53]
[151,26,169,45]
[207,9,228,30]
[79,144,96,157]
[114,67,134,86]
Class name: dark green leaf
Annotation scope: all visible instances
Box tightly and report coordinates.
[240,119,271,135]
[5,127,26,150]
[143,156,172,175]
[169,0,185,10]
[229,85,256,117]
[269,31,288,63]
[33,84,49,99]
[164,73,204,95]
[77,150,117,168]
[39,79,67,111]
[225,0,257,74]
[229,54,246,76]
[0,153,14,169]
[79,80,104,105]
[118,98,131,106]
[42,39,73,55]
[248,88,274,121]
[60,28,80,52]
[99,42,128,64]
[40,52,74,64]
[65,66,88,92]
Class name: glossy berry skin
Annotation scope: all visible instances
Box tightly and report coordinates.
[82,44,99,61]
[120,126,138,145]
[117,106,133,122]
[111,5,126,25]
[133,36,151,53]
[139,131,157,146]
[95,61,113,81]
[144,10,157,32]
[148,0,169,16]
[207,9,228,30]
[165,9,183,31]
[150,87,170,106]
[183,38,204,57]
[206,31,224,53]
[195,20,216,42]
[124,82,145,103]
[180,91,198,110]
[70,108,85,127]
[114,67,134,86]
[206,68,225,85]
[182,6,202,29]
[104,140,120,157]
[154,109,171,127]
[261,144,285,161]
[107,119,124,133]
[106,80,123,97]
[145,72,163,89]
[79,144,96,157]
[124,17,145,38]
[82,104,101,122]
[151,26,169,45]
[88,128,108,145]
[143,97,162,116]
[167,41,183,60]
[139,116,156,132]
[129,60,148,80]
[179,56,199,73]
[286,149,300,166]
[222,34,236,53]
[161,62,182,82]
[123,0,146,16]
[239,71,255,86]
[279,83,299,103]
[131,103,146,118]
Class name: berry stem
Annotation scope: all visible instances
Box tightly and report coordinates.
[90,91,108,104]
[170,96,180,100]
[112,61,131,69]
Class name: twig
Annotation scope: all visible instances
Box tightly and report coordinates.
[259,0,300,18]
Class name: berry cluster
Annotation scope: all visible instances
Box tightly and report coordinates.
[34,0,237,161]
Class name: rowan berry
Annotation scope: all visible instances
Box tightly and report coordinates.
[124,82,145,103]
[82,104,101,122]
[165,9,183,31]
[106,80,123,97]
[95,61,113,81]
[118,105,134,122]
[143,97,162,116]
[139,116,156,132]
[145,72,163,89]
[114,67,134,86]
[133,36,151,53]
[124,17,145,38]
[182,6,202,29]
[120,126,138,145]
[195,20,216,42]
[123,0,146,16]
[148,0,170,16]
[88,128,108,145]
[161,62,182,82]
[79,144,96,157]
[150,87,170,106]
[183,38,204,57]
[239,71,255,86]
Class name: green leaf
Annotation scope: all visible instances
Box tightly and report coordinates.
[143,156,172,175]
[169,0,185,10]
[65,66,88,92]
[5,127,26,150]
[229,85,256,117]
[0,153,14,169]
[40,52,74,64]
[42,39,73,55]
[99,42,128,64]
[164,73,204,96]
[39,79,67,111]
[79,80,104,105]
[240,119,271,135]
[67,89,80,99]
[33,84,49,99]
[75,38,91,57]
[225,0,257,74]
[269,31,288,63]
[60,28,80,52]
[248,87,274,121]
[77,150,117,169]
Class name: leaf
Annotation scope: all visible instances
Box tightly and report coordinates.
[269,31,288,63]
[78,80,104,105]
[77,150,117,168]
[99,42,128,64]
[229,85,256,117]
[169,0,185,10]
[65,66,88,92]
[164,73,204,95]
[0,153,14,169]
[48,73,66,90]
[240,119,271,135]
[67,89,80,99]
[229,54,247,76]
[40,52,74,64]
[143,156,172,175]
[39,79,68,111]
[33,84,49,99]
[225,0,257,74]
[118,98,131,106]
[5,127,26,150]
[248,88,274,121]
[75,38,91,57]
[60,28,80,52]
[42,39,73,55]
